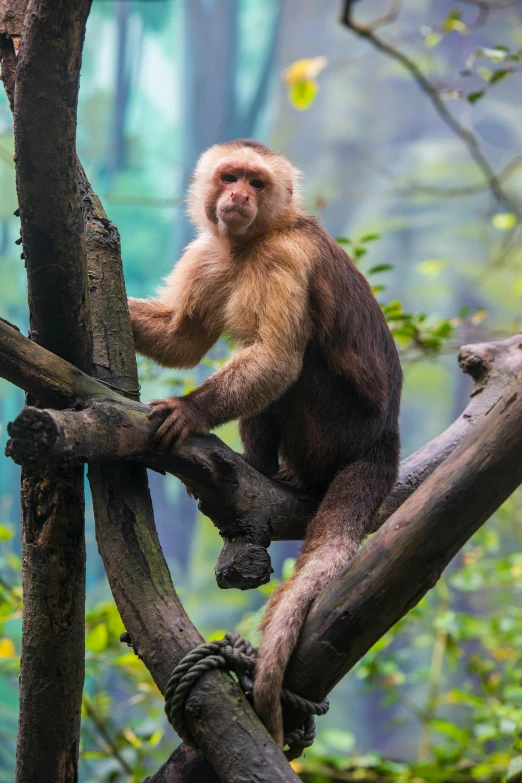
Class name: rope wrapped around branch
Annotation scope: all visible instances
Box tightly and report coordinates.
[164,632,329,760]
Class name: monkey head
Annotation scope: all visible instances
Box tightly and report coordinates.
[188,139,301,236]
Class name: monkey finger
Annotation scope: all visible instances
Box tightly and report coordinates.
[159,423,183,451]
[148,400,175,420]
[154,411,181,442]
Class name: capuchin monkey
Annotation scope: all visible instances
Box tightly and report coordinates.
[128,139,402,747]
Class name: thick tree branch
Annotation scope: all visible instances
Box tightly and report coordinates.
[4,317,521,542]
[3,311,522,782]
[284,364,522,717]
[149,357,522,783]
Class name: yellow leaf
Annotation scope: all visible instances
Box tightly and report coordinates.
[282,57,327,86]
[491,646,517,661]
[424,32,442,48]
[0,523,14,541]
[417,259,448,278]
[0,638,16,658]
[148,729,164,748]
[492,212,517,230]
[123,727,142,749]
[469,309,487,326]
[206,629,228,642]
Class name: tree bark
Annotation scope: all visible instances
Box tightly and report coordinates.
[147,364,522,783]
[3,316,522,781]
[3,2,93,782]
[283,367,522,724]
[4,318,522,578]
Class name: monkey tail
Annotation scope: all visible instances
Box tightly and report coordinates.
[253,543,354,746]
[253,452,399,746]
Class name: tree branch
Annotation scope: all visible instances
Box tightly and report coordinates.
[147,352,522,782]
[3,309,522,781]
[339,0,521,218]
[283,364,522,721]
[4,317,522,542]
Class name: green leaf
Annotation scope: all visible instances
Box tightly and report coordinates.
[492,212,517,230]
[468,90,485,104]
[86,623,108,653]
[367,264,393,275]
[359,233,381,243]
[288,80,318,111]
[490,68,510,84]
[321,728,356,753]
[431,718,469,743]
[0,524,14,542]
[335,237,351,245]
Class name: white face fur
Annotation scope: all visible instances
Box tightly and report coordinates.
[187,143,302,236]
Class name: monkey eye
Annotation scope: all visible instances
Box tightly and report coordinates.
[250,179,264,190]
[222,174,237,183]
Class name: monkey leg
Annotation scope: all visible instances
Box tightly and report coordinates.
[254,452,397,746]
[239,404,281,476]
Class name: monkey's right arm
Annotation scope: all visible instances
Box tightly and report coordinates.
[128,298,218,369]
[128,243,220,369]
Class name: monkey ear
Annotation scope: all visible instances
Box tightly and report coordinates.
[287,185,293,199]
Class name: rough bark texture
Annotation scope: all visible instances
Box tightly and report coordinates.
[3,315,522,781]
[7,2,93,782]
[0,0,27,41]
[4,320,521,565]
[148,365,522,783]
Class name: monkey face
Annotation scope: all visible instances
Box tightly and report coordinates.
[213,164,267,233]
[189,141,301,235]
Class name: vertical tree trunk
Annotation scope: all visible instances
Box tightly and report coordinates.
[4,2,94,781]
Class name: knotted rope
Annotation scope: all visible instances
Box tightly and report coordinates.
[164,632,329,760]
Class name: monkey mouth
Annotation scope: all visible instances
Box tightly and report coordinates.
[219,205,252,219]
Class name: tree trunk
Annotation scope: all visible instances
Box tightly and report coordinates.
[3,1,93,781]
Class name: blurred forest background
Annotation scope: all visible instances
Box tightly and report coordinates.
[2,0,522,781]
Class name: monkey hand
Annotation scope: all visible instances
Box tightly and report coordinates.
[148,396,208,451]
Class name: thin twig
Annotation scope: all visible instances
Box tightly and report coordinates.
[339,1,521,218]
[83,697,133,777]
[457,0,522,8]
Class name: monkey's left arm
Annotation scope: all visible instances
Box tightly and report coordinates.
[150,266,311,449]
